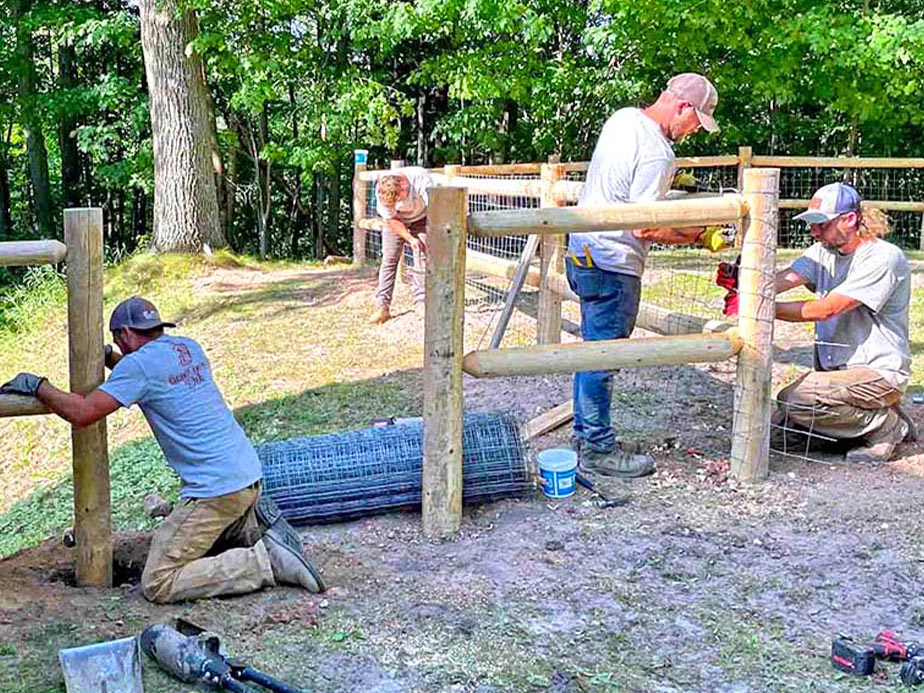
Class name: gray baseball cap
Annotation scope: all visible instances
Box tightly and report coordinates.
[109,297,176,332]
[667,73,720,133]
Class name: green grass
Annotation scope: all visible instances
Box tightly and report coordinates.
[0,251,421,558]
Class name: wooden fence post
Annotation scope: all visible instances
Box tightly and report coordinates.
[352,149,368,267]
[65,208,112,587]
[422,187,467,539]
[537,162,566,344]
[737,146,753,192]
[730,169,779,481]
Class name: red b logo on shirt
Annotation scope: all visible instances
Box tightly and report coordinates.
[173,343,193,366]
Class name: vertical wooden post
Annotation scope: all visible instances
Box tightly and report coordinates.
[422,187,467,539]
[352,149,368,267]
[65,208,112,587]
[537,162,566,344]
[731,169,779,482]
[390,159,406,170]
[736,146,753,192]
[443,164,459,184]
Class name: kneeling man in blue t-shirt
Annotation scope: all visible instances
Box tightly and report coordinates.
[1,297,325,603]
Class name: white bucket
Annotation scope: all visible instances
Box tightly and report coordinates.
[537,448,577,499]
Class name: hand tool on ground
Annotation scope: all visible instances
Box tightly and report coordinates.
[59,636,143,693]
[901,657,924,687]
[575,471,630,508]
[141,620,306,693]
[830,635,876,675]
[874,630,924,662]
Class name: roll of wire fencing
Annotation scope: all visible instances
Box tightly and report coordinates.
[257,412,530,524]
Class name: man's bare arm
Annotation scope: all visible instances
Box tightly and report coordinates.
[37,382,121,428]
[775,268,809,294]
[633,226,705,245]
[775,292,860,323]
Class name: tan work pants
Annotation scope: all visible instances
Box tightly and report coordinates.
[141,483,275,603]
[775,367,902,440]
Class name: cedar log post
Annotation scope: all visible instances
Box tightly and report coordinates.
[730,169,779,481]
[422,187,467,539]
[537,162,566,344]
[352,149,368,266]
[65,208,112,587]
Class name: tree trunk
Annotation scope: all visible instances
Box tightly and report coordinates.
[417,92,428,166]
[325,159,340,260]
[137,0,226,252]
[0,145,12,239]
[59,43,82,209]
[15,0,53,236]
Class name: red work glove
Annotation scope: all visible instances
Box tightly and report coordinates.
[722,290,739,317]
[715,261,739,291]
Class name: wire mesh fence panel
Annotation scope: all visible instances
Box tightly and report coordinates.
[777,165,924,249]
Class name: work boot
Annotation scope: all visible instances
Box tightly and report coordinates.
[896,404,919,443]
[263,531,324,593]
[368,306,391,324]
[580,445,654,478]
[845,411,910,464]
[256,495,326,592]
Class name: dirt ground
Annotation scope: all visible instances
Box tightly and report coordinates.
[1,262,923,692]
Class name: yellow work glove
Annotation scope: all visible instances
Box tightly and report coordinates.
[699,226,730,253]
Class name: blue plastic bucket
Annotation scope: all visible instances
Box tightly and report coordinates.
[537,448,577,499]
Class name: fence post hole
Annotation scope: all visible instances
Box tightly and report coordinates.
[65,208,112,587]
[352,149,368,267]
[731,169,779,482]
[537,161,565,344]
[422,186,467,539]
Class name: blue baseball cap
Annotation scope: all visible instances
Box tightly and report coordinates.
[109,297,176,332]
[794,183,861,224]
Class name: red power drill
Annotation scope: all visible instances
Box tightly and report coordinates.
[874,631,924,687]
[875,630,923,662]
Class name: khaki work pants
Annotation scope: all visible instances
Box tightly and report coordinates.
[775,367,902,440]
[141,482,275,603]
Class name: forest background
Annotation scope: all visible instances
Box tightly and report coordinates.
[1,0,923,283]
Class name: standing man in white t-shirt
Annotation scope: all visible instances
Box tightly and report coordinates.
[0,297,325,602]
[369,166,434,324]
[568,73,721,478]
[773,183,913,463]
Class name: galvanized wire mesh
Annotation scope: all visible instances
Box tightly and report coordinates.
[257,412,529,524]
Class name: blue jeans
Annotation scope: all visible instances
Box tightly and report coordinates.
[566,261,641,453]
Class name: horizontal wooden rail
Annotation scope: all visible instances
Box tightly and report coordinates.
[0,240,67,267]
[449,176,542,198]
[468,195,748,238]
[463,330,743,378]
[753,156,924,169]
[453,164,543,175]
[780,199,924,213]
[0,394,49,417]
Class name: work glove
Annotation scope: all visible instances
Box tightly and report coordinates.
[699,226,734,253]
[715,259,739,291]
[0,372,46,397]
[722,290,739,318]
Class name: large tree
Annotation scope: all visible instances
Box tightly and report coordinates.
[137,0,225,252]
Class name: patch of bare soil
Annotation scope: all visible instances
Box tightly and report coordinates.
[2,263,923,692]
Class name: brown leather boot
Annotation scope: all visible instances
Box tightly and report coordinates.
[368,306,391,324]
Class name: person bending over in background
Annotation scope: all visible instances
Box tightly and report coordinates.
[0,296,325,603]
[568,73,722,479]
[369,166,434,324]
[773,182,913,463]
